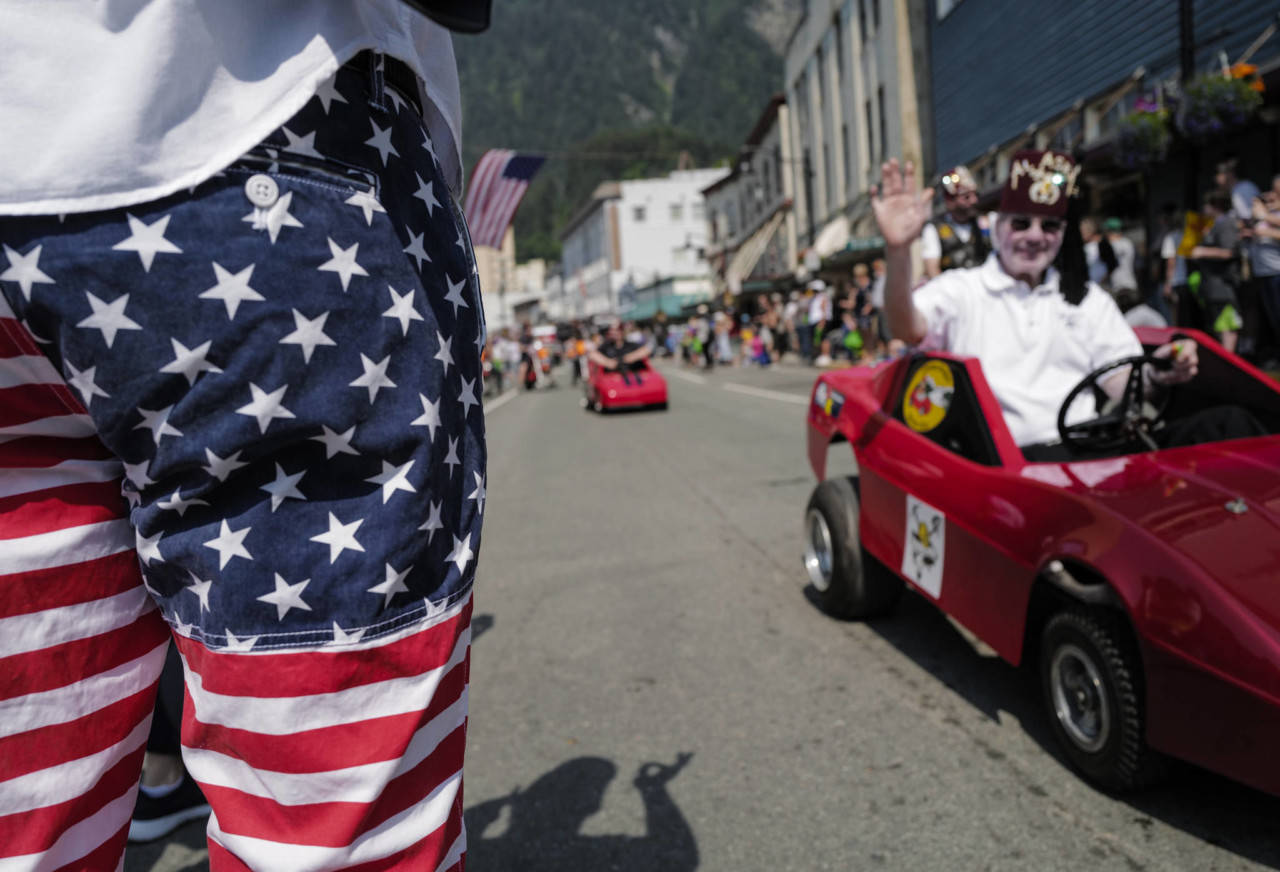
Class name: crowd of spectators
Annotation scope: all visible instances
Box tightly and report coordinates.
[492,156,1280,378]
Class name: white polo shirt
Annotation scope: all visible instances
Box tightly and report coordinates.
[913,255,1142,446]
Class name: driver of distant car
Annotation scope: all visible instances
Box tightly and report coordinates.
[873,149,1264,459]
[589,321,651,386]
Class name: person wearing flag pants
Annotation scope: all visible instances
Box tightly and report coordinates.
[870,150,1270,460]
[0,3,491,870]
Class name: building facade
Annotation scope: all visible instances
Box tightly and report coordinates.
[560,168,728,320]
[784,0,933,267]
[474,226,518,328]
[929,0,1280,247]
[703,95,800,299]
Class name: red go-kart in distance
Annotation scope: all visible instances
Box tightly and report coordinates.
[803,326,1280,797]
[584,359,668,412]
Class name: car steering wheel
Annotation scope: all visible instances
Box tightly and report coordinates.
[1057,353,1173,453]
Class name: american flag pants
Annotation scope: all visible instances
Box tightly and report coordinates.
[0,55,483,871]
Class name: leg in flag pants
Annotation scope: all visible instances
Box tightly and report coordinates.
[0,56,482,871]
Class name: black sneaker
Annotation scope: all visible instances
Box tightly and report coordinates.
[127,774,212,842]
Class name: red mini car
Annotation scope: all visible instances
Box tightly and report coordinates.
[803,326,1280,797]
[584,359,668,412]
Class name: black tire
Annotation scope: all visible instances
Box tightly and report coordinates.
[1039,609,1162,791]
[803,478,902,619]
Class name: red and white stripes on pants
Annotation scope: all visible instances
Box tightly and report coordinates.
[0,308,469,871]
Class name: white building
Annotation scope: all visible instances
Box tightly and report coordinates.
[560,168,728,320]
[784,0,932,268]
[475,226,521,329]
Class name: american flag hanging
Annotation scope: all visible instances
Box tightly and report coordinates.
[461,150,545,249]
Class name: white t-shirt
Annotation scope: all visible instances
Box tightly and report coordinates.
[869,274,886,309]
[913,255,1142,446]
[1108,235,1137,291]
[0,1,462,215]
[1083,240,1108,286]
[1232,179,1262,222]
[1160,229,1188,285]
[808,292,831,324]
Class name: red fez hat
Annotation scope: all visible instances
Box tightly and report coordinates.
[999,150,1082,218]
[940,166,976,196]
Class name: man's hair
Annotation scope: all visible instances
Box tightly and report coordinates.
[1217,156,1240,177]
[1205,188,1232,213]
[1054,196,1088,306]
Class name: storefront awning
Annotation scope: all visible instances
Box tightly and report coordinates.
[621,291,712,322]
[812,214,850,258]
[726,208,787,295]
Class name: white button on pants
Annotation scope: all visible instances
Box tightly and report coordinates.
[244,174,279,208]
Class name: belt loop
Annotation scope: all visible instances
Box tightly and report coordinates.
[367,51,388,112]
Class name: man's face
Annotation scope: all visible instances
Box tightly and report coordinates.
[995,213,1064,281]
[604,325,622,344]
[945,189,979,221]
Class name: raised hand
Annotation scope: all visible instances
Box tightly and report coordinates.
[634,752,693,790]
[871,159,934,249]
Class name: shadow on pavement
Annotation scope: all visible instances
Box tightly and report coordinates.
[815,586,1280,868]
[472,612,495,641]
[465,753,699,872]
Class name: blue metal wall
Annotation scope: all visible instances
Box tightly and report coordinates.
[931,0,1280,171]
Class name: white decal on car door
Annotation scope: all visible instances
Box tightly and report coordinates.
[902,495,945,598]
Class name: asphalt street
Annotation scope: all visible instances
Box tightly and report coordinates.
[127,358,1280,872]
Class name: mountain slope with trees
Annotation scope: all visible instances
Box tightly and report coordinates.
[454,0,801,261]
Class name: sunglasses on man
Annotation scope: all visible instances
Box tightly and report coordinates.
[1007,216,1064,233]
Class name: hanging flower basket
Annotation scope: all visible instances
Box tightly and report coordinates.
[1176,72,1264,139]
[1116,103,1171,168]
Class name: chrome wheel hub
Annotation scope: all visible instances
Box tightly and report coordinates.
[1049,642,1110,753]
[803,508,834,592]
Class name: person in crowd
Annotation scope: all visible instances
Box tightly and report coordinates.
[1190,188,1245,353]
[1102,218,1138,297]
[1217,156,1262,224]
[564,324,584,386]
[921,165,991,278]
[868,257,890,360]
[1159,202,1194,328]
[483,334,505,394]
[1249,176,1280,367]
[870,151,1263,462]
[652,311,670,358]
[499,325,524,385]
[0,4,486,869]
[765,292,787,359]
[1081,217,1109,287]
[808,280,833,365]
[782,289,802,362]
[713,311,734,364]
